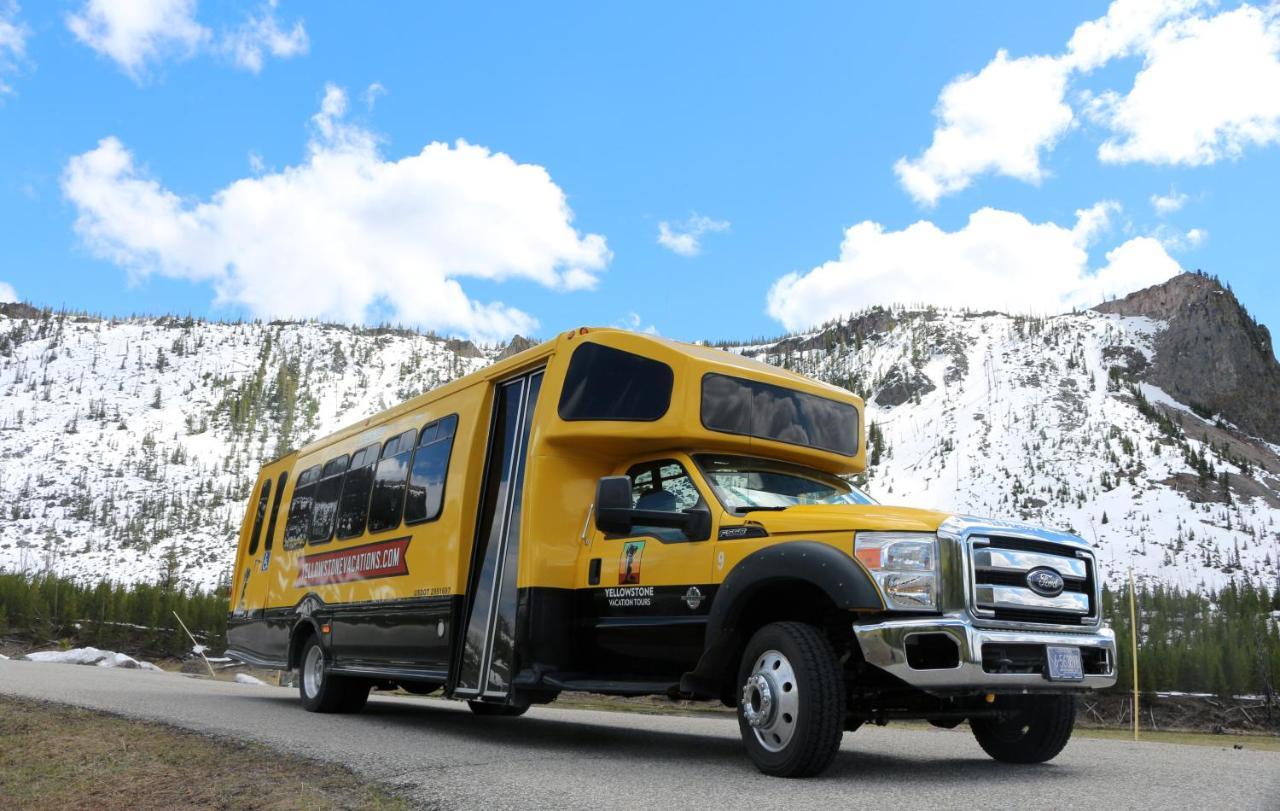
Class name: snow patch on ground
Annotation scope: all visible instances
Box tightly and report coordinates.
[22,646,161,670]
[234,673,269,686]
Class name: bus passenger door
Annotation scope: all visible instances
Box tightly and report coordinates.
[579,456,718,679]
[454,368,544,700]
[232,468,289,663]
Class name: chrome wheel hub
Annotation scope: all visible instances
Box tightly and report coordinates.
[741,649,799,752]
[303,646,324,699]
[742,674,775,728]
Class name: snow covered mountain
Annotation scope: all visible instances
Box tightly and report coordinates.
[1,273,1276,592]
[732,273,1280,591]
[0,313,496,589]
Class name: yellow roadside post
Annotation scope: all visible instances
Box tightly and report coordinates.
[173,610,217,679]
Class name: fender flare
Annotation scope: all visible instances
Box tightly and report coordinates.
[681,541,883,699]
[286,609,326,670]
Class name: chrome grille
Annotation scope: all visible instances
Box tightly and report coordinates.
[969,535,1096,625]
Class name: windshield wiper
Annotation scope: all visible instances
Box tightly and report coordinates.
[731,505,789,514]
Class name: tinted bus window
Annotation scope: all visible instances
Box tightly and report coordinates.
[284,465,322,548]
[263,470,288,551]
[308,455,349,544]
[335,443,379,540]
[557,342,673,421]
[368,429,416,533]
[247,478,271,555]
[405,414,458,525]
[701,373,859,456]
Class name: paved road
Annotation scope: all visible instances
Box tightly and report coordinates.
[2,660,1276,810]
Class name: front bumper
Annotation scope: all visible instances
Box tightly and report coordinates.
[853,616,1117,692]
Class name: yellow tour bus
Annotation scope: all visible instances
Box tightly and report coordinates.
[228,327,1116,777]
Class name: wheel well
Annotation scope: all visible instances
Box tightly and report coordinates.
[287,621,318,670]
[717,579,850,704]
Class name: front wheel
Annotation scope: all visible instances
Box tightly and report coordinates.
[735,621,845,778]
[970,694,1075,763]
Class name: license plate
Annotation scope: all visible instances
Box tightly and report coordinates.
[1046,645,1084,681]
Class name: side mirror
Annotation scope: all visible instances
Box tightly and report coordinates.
[682,509,712,540]
[594,475,713,541]
[595,476,635,535]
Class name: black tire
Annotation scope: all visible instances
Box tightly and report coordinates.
[970,694,1076,763]
[467,699,529,717]
[735,621,845,778]
[338,680,371,713]
[297,636,367,714]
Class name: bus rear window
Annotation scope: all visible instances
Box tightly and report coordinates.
[700,373,859,456]
[557,342,673,422]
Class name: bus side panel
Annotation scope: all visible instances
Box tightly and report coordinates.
[329,595,458,673]
[263,384,488,675]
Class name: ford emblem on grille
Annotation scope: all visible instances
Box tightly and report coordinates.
[1026,567,1065,597]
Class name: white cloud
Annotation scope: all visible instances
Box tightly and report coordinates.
[67,0,308,79]
[364,82,387,110]
[1150,187,1189,214]
[765,203,1182,331]
[894,52,1074,206]
[656,213,730,256]
[0,280,17,302]
[1095,4,1280,165]
[62,84,610,343]
[220,0,308,74]
[0,1,30,95]
[1153,223,1208,250]
[616,312,659,335]
[1071,199,1121,244]
[1064,0,1208,71]
[897,1,1280,200]
[67,0,209,80]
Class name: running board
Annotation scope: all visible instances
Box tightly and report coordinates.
[226,648,288,670]
[330,664,448,684]
[515,670,679,697]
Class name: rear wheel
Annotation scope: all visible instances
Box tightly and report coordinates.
[467,700,529,717]
[297,637,368,713]
[735,621,845,778]
[970,694,1075,763]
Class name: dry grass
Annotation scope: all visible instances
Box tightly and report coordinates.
[1071,725,1280,752]
[0,696,406,811]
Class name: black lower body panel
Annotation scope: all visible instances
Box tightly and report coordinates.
[227,595,459,677]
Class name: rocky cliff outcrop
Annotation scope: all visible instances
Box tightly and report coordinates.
[1094,273,1280,444]
[496,334,537,361]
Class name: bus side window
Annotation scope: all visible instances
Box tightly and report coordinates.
[368,429,416,533]
[263,470,288,551]
[405,414,458,525]
[308,455,349,544]
[336,443,379,540]
[247,478,272,556]
[284,465,321,548]
[626,460,704,541]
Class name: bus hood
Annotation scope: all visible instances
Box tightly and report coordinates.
[736,504,952,536]
[738,506,1093,550]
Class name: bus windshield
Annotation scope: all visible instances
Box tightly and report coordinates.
[694,454,876,512]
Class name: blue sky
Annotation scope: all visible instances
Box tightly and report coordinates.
[0,1,1277,347]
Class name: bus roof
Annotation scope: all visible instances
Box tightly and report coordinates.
[283,327,865,474]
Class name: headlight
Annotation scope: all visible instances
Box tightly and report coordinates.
[854,532,939,611]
